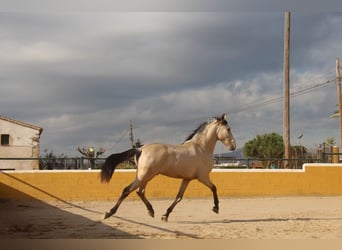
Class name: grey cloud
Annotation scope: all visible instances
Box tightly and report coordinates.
[1,12,341,155]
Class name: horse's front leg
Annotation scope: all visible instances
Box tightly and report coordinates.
[211,184,219,213]
[198,177,219,214]
[162,179,190,222]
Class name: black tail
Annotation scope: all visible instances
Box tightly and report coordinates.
[100,148,141,183]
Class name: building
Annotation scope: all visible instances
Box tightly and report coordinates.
[0,116,43,170]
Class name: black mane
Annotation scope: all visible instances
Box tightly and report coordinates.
[183,114,228,143]
[183,122,208,143]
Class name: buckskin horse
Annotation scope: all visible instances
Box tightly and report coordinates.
[100,113,236,221]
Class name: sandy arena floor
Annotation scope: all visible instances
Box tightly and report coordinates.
[2,196,342,239]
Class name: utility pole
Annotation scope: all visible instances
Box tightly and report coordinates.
[336,57,342,149]
[283,12,291,168]
[129,120,134,148]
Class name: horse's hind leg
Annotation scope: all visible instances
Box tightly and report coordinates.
[136,186,155,218]
[102,178,140,220]
[162,179,190,222]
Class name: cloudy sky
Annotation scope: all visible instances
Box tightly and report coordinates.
[1,11,342,156]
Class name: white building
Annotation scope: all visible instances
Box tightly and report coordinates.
[0,116,43,170]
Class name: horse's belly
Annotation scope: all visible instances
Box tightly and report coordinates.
[159,162,201,179]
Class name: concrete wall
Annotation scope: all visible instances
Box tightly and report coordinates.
[0,118,41,170]
[1,164,342,201]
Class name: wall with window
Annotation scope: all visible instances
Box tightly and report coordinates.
[0,117,42,170]
[1,134,10,145]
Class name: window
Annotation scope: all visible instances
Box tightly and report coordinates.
[1,134,10,145]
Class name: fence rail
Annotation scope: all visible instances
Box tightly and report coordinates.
[215,151,342,169]
[1,151,341,170]
[0,157,106,170]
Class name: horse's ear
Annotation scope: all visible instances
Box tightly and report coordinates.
[217,113,228,125]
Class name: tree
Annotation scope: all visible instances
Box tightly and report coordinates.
[77,146,105,168]
[243,133,284,159]
[325,136,336,147]
[40,149,66,170]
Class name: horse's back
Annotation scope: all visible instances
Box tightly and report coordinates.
[139,143,174,168]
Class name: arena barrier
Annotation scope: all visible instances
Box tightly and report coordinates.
[1,164,342,201]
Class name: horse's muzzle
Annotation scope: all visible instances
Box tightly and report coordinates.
[229,140,236,151]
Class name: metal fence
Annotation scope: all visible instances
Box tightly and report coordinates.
[0,157,106,170]
[214,157,315,169]
[1,152,341,171]
[214,152,342,169]
[39,157,105,170]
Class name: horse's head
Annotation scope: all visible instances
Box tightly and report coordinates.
[215,113,236,151]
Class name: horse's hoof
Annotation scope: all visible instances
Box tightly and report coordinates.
[102,212,111,220]
[212,207,219,214]
[161,215,168,222]
[148,210,155,218]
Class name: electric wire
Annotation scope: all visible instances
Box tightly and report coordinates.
[106,72,337,151]
[230,76,336,114]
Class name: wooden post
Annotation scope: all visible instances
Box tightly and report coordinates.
[333,146,339,163]
[129,120,134,148]
[336,57,342,150]
[283,12,291,168]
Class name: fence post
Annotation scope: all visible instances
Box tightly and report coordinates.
[246,158,250,168]
[333,146,339,163]
[80,157,84,169]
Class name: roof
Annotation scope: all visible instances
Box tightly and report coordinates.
[0,116,43,135]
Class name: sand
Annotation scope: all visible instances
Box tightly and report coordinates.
[2,196,342,239]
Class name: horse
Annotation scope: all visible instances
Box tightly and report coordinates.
[100,113,236,221]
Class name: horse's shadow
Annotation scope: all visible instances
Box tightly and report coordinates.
[175,217,342,224]
[107,215,342,239]
[113,215,202,239]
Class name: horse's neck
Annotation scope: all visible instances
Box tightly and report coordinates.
[190,124,218,154]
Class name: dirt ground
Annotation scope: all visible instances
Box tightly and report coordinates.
[2,196,342,239]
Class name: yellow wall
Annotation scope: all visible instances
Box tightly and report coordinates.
[1,164,342,202]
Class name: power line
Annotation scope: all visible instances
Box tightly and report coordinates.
[106,74,336,150]
[132,76,336,134]
[106,128,129,152]
[230,78,335,114]
[234,71,336,112]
